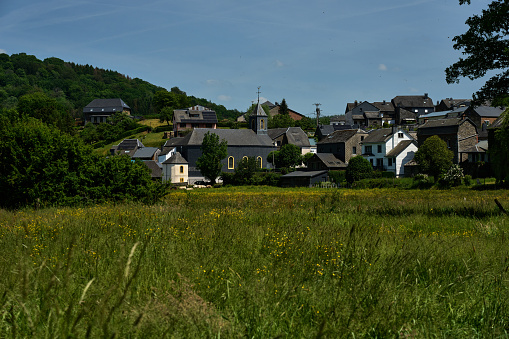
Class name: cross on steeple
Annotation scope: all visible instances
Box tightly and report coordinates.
[257,86,261,105]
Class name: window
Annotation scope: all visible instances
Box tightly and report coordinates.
[180,178,184,183]
[228,156,234,169]
[425,109,428,113]
[388,158,393,166]
[376,158,383,168]
[260,119,265,130]
[361,136,364,141]
[398,132,403,138]
[370,159,373,165]
[377,145,382,153]
[180,166,184,173]
[352,146,357,154]
[365,145,372,154]
[257,156,263,168]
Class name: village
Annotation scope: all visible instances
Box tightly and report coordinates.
[84,94,506,187]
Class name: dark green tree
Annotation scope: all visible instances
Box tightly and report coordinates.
[267,144,302,169]
[233,156,259,185]
[445,0,509,105]
[159,106,174,126]
[489,109,509,184]
[345,156,373,184]
[269,113,294,128]
[295,116,315,131]
[196,132,228,184]
[278,99,289,116]
[414,135,454,182]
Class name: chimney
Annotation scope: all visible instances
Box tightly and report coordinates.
[383,100,386,105]
[424,93,428,99]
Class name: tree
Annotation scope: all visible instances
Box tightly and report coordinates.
[269,113,294,128]
[445,0,509,105]
[295,116,315,131]
[278,98,289,116]
[233,156,259,185]
[159,106,173,126]
[345,156,373,184]
[196,132,228,184]
[414,135,454,182]
[267,144,302,169]
[489,109,509,184]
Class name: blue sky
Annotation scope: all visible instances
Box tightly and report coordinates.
[0,0,491,117]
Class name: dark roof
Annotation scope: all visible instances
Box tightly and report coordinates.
[284,127,310,147]
[261,101,276,109]
[364,112,381,119]
[386,140,416,157]
[132,147,159,159]
[418,117,470,129]
[163,152,188,164]
[116,139,144,150]
[163,137,184,148]
[314,153,347,168]
[470,106,505,118]
[267,128,287,139]
[362,128,394,143]
[392,95,434,108]
[372,101,395,111]
[440,98,471,108]
[179,128,273,147]
[143,161,162,178]
[318,129,359,144]
[174,110,218,124]
[399,108,417,121]
[462,140,488,153]
[281,170,329,178]
[489,113,507,129]
[83,98,130,113]
[254,103,268,117]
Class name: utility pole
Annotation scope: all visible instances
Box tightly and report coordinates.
[313,103,321,126]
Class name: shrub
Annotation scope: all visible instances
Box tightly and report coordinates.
[346,156,373,183]
[463,174,473,186]
[440,164,464,187]
[329,170,346,184]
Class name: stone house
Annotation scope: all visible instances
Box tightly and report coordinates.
[267,127,312,154]
[317,129,368,164]
[417,118,478,164]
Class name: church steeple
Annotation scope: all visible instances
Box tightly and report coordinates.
[249,86,268,135]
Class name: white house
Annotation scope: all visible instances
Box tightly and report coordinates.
[361,127,416,177]
[162,152,188,185]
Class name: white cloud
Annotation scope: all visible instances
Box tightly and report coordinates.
[0,49,6,54]
[218,95,231,101]
[378,64,387,71]
[275,60,284,67]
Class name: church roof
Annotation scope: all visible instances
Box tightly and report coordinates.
[178,128,273,147]
[254,103,267,116]
[163,152,188,164]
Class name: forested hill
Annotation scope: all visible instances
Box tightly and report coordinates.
[0,53,241,120]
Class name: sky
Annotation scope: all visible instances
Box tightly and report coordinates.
[0,0,492,117]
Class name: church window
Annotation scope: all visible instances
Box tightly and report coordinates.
[228,156,235,169]
[257,156,263,168]
[180,165,184,173]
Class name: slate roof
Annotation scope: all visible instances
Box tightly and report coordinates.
[313,153,347,168]
[116,139,144,150]
[441,98,471,108]
[392,95,434,108]
[418,118,469,129]
[132,147,159,159]
[143,161,162,178]
[174,109,218,124]
[83,98,130,113]
[254,103,268,116]
[284,127,310,147]
[399,108,417,121]
[281,170,329,178]
[372,101,395,112]
[267,128,287,139]
[364,112,381,119]
[462,140,489,153]
[318,129,359,144]
[179,128,273,147]
[385,140,416,157]
[163,152,188,164]
[362,128,394,143]
[470,106,505,118]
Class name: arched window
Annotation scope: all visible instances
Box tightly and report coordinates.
[180,165,184,173]
[257,156,263,168]
[242,156,248,162]
[228,156,235,169]
[260,119,265,130]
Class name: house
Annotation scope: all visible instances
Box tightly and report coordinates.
[372,101,396,124]
[459,105,505,129]
[173,103,276,180]
[435,98,471,112]
[330,115,347,126]
[280,170,329,187]
[306,153,346,171]
[162,152,188,185]
[268,127,312,154]
[83,98,131,124]
[158,137,183,164]
[417,118,478,164]
[462,140,489,163]
[317,129,368,164]
[392,94,434,124]
[361,127,416,176]
[345,101,382,127]
[173,105,218,137]
[314,124,357,141]
[110,139,144,157]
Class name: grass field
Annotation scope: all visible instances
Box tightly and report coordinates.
[1,187,509,337]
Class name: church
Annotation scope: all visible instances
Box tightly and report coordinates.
[171,102,276,180]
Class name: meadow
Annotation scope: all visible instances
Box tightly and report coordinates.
[0,187,508,338]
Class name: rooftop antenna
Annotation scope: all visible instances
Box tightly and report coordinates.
[313,103,321,126]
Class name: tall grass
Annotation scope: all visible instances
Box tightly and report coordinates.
[0,188,508,337]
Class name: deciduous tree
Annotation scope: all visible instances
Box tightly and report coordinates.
[414,135,454,182]
[345,156,373,184]
[445,0,509,105]
[196,132,228,184]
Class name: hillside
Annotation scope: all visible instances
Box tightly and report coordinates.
[0,53,241,120]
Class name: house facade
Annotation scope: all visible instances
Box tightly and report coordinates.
[392,94,434,124]
[162,152,188,185]
[417,118,478,164]
[317,129,368,164]
[173,106,218,137]
[361,127,416,176]
[83,98,131,124]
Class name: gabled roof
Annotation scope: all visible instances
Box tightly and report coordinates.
[269,127,310,147]
[281,170,329,178]
[254,103,267,116]
[83,98,130,113]
[462,140,489,153]
[179,128,273,147]
[440,98,471,108]
[116,139,144,150]
[173,109,218,124]
[392,95,434,108]
[318,129,360,144]
[372,101,395,112]
[362,128,394,143]
[163,152,188,164]
[469,106,505,118]
[163,137,184,148]
[385,140,417,157]
[313,153,347,168]
[132,147,159,159]
[143,161,162,178]
[418,117,475,130]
